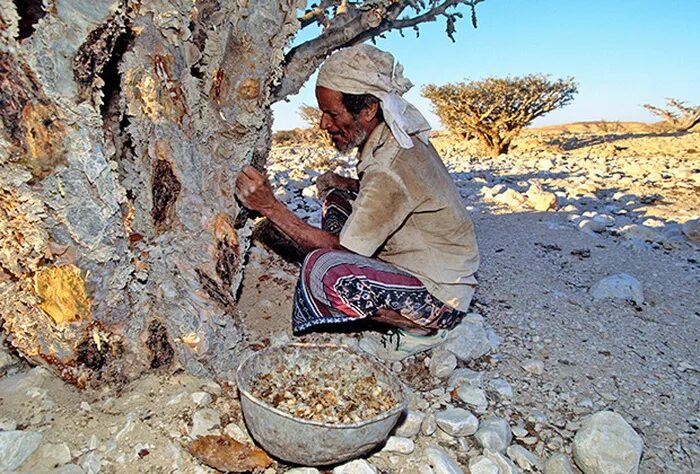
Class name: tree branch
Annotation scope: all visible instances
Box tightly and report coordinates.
[271,0,484,102]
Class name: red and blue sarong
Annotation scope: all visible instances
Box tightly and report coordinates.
[292,190,466,334]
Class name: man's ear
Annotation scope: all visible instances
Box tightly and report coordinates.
[361,102,380,123]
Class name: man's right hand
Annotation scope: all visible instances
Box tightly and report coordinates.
[316,171,359,195]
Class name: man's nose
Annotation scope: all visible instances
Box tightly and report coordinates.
[319,112,332,131]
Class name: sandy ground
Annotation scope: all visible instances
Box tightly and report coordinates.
[1,127,698,473]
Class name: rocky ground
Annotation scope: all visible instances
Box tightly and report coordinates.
[1,128,698,473]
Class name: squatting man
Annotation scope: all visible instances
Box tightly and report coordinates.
[235,44,479,360]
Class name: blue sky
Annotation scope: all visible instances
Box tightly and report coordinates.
[272,0,700,130]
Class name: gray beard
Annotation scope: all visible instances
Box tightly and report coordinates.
[336,121,368,154]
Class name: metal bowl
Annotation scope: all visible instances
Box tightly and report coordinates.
[236,343,408,466]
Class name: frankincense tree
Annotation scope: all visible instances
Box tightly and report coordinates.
[423,74,577,155]
[0,0,486,385]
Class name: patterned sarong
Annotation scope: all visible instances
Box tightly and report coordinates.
[292,190,467,334]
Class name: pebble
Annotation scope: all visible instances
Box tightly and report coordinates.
[421,412,437,436]
[494,188,527,208]
[620,224,668,243]
[474,416,513,453]
[442,314,494,362]
[589,273,644,305]
[190,408,221,438]
[381,436,415,454]
[0,430,43,471]
[332,459,377,474]
[447,368,483,389]
[394,410,424,437]
[435,408,479,436]
[470,450,519,474]
[544,453,576,474]
[456,385,488,411]
[429,351,457,378]
[223,422,251,442]
[573,411,643,474]
[489,378,514,398]
[285,469,320,474]
[682,218,700,244]
[522,358,545,375]
[424,446,464,474]
[80,401,91,412]
[191,391,213,407]
[526,183,559,211]
[507,444,543,470]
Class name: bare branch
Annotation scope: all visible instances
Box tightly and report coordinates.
[644,98,700,132]
[271,0,485,102]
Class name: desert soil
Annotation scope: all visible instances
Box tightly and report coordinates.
[1,127,698,473]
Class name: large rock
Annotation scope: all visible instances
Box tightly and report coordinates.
[435,408,479,437]
[544,453,576,474]
[494,188,527,208]
[424,447,463,474]
[0,430,43,471]
[589,274,644,305]
[333,459,378,474]
[447,368,483,389]
[456,385,488,411]
[394,410,425,437]
[475,416,512,453]
[429,351,457,378]
[526,183,559,211]
[573,411,643,474]
[442,314,495,362]
[507,444,543,471]
[620,224,667,243]
[469,450,519,474]
[682,218,700,244]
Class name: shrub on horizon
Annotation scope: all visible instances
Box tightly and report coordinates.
[422,74,578,156]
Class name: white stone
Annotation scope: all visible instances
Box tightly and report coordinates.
[421,412,437,436]
[526,183,559,211]
[507,444,543,470]
[425,446,463,474]
[456,385,488,410]
[471,450,520,474]
[494,188,527,208]
[578,219,606,234]
[469,455,500,474]
[442,314,495,362]
[0,430,43,471]
[589,274,644,305]
[573,411,643,474]
[285,468,321,474]
[475,416,512,453]
[620,224,667,243]
[53,464,85,474]
[381,436,415,454]
[223,423,251,442]
[191,391,213,407]
[332,459,377,474]
[301,185,317,198]
[522,359,545,375]
[435,408,479,437]
[190,409,221,438]
[394,410,424,437]
[447,368,483,389]
[490,378,513,398]
[682,218,700,244]
[429,351,457,378]
[544,453,576,474]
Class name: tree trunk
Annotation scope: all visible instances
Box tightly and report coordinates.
[0,0,301,386]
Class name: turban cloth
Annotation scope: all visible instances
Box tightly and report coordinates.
[316,44,431,149]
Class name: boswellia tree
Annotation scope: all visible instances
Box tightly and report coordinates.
[423,74,578,156]
[0,0,487,385]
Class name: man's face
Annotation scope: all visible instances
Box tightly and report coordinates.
[315,86,367,153]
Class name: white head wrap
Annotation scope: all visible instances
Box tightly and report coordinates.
[316,44,431,149]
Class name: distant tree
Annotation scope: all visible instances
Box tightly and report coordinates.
[643,98,700,132]
[298,104,323,128]
[422,75,578,155]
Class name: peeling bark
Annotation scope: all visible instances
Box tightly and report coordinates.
[0,0,484,386]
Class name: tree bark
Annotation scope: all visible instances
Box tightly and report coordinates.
[0,0,301,386]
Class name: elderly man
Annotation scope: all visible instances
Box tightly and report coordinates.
[235,45,479,360]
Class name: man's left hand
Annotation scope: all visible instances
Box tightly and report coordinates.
[235,165,277,214]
